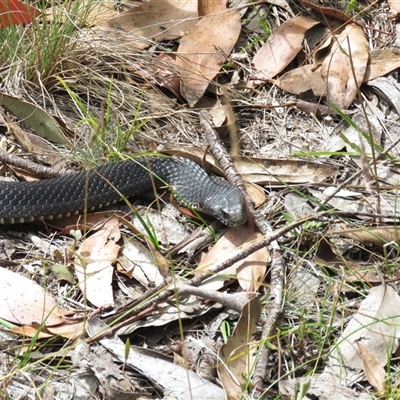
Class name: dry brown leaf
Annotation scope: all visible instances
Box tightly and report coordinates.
[275,64,326,96]
[357,341,386,392]
[244,182,265,208]
[0,267,66,326]
[165,150,337,185]
[364,49,400,82]
[312,34,334,70]
[235,156,337,184]
[278,49,400,99]
[118,235,166,288]
[176,9,241,107]
[198,0,227,16]
[320,24,369,109]
[328,226,400,245]
[75,218,121,308]
[251,16,319,83]
[218,297,261,400]
[103,0,198,49]
[194,96,229,127]
[11,321,84,340]
[236,231,268,292]
[197,225,268,292]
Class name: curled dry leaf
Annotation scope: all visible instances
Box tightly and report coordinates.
[118,234,165,288]
[388,0,400,16]
[177,9,241,107]
[236,231,269,292]
[320,24,369,109]
[277,48,400,99]
[299,0,367,29]
[251,16,319,84]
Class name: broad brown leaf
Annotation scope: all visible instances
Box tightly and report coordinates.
[176,9,241,107]
[275,64,326,96]
[251,16,319,83]
[104,0,198,49]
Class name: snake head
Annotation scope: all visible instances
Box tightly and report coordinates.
[208,187,247,227]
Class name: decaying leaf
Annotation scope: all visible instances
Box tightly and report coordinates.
[251,16,319,83]
[320,24,369,109]
[177,9,241,106]
[218,297,261,400]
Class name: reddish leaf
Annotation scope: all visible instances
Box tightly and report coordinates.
[0,0,40,27]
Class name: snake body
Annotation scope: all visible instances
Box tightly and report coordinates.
[0,156,247,226]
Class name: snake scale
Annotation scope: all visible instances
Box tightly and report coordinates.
[0,156,247,226]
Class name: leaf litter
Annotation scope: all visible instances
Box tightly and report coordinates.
[1,0,400,399]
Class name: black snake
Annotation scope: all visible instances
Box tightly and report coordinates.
[0,156,247,226]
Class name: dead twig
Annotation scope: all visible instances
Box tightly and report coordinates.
[199,109,285,390]
[0,149,70,179]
